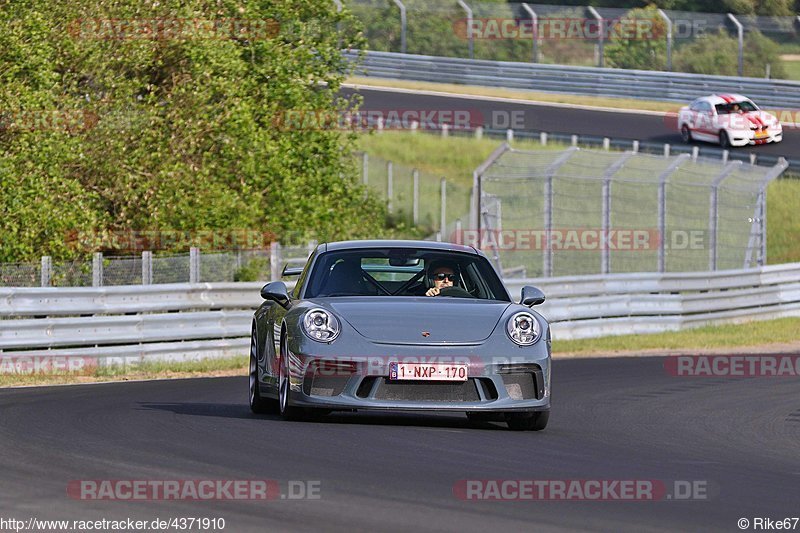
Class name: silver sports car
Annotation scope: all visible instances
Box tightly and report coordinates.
[249,240,551,430]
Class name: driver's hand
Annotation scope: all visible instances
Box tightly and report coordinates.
[425,287,440,297]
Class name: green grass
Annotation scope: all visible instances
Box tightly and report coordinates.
[781,60,800,81]
[554,317,800,355]
[0,355,247,388]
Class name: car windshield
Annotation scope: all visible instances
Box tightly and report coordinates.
[303,248,510,301]
[715,101,758,114]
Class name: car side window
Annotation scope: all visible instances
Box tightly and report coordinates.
[690,101,703,112]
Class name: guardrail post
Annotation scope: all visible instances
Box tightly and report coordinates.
[475,126,483,139]
[521,3,539,63]
[632,140,639,153]
[603,137,610,150]
[657,9,672,71]
[92,252,103,287]
[691,146,699,161]
[442,123,449,138]
[41,256,52,287]
[722,150,729,164]
[440,177,447,235]
[571,135,578,147]
[727,13,744,77]
[663,144,670,157]
[189,247,199,283]
[457,0,474,59]
[656,154,689,272]
[392,0,407,54]
[708,162,742,271]
[587,6,604,68]
[142,251,153,285]
[412,169,420,225]
[270,241,281,281]
[387,161,393,213]
[540,132,547,145]
[506,129,513,142]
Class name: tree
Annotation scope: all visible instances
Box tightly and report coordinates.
[0,0,384,262]
[606,6,668,71]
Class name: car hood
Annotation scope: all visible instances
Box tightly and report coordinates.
[324,298,512,344]
[723,111,778,129]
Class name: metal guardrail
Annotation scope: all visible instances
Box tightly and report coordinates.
[1,263,799,362]
[348,50,800,109]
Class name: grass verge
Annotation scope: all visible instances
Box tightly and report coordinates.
[0,356,248,388]
[555,317,800,356]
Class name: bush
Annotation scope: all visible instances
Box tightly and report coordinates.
[673,28,786,78]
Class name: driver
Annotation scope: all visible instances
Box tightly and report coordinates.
[425,260,458,297]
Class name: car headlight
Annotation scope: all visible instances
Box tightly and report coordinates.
[506,312,541,346]
[303,308,340,342]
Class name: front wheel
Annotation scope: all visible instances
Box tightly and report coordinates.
[505,410,549,431]
[249,325,277,414]
[279,333,306,421]
[680,124,692,143]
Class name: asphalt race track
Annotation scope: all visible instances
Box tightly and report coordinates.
[342,86,800,166]
[2,357,799,532]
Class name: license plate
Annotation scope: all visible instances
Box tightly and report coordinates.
[755,131,768,139]
[389,362,468,381]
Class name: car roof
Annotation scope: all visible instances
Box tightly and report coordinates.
[320,239,479,255]
[696,94,751,105]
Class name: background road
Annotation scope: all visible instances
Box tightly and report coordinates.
[2,356,799,532]
[342,87,800,166]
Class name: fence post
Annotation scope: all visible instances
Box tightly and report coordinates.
[656,154,690,272]
[475,126,483,139]
[270,241,281,281]
[442,123,449,138]
[189,247,200,283]
[521,3,539,62]
[587,6,604,67]
[142,251,153,285]
[603,137,610,150]
[664,144,671,157]
[540,132,547,146]
[542,147,579,277]
[454,219,462,244]
[506,129,514,142]
[727,13,744,77]
[457,0,473,59]
[92,252,103,287]
[412,169,420,225]
[41,256,52,287]
[387,161,393,213]
[392,0,407,54]
[709,162,742,270]
[362,152,368,186]
[440,177,447,236]
[657,9,672,71]
[632,140,639,153]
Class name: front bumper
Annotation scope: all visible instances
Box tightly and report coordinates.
[285,352,550,413]
[729,130,782,147]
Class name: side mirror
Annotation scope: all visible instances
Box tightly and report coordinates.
[520,286,545,307]
[261,281,291,309]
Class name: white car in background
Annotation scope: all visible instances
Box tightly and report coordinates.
[678,94,782,148]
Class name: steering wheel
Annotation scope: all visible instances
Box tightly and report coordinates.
[437,286,473,298]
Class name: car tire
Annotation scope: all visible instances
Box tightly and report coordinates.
[249,324,278,414]
[719,130,731,148]
[279,332,306,421]
[680,125,692,143]
[505,410,549,431]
